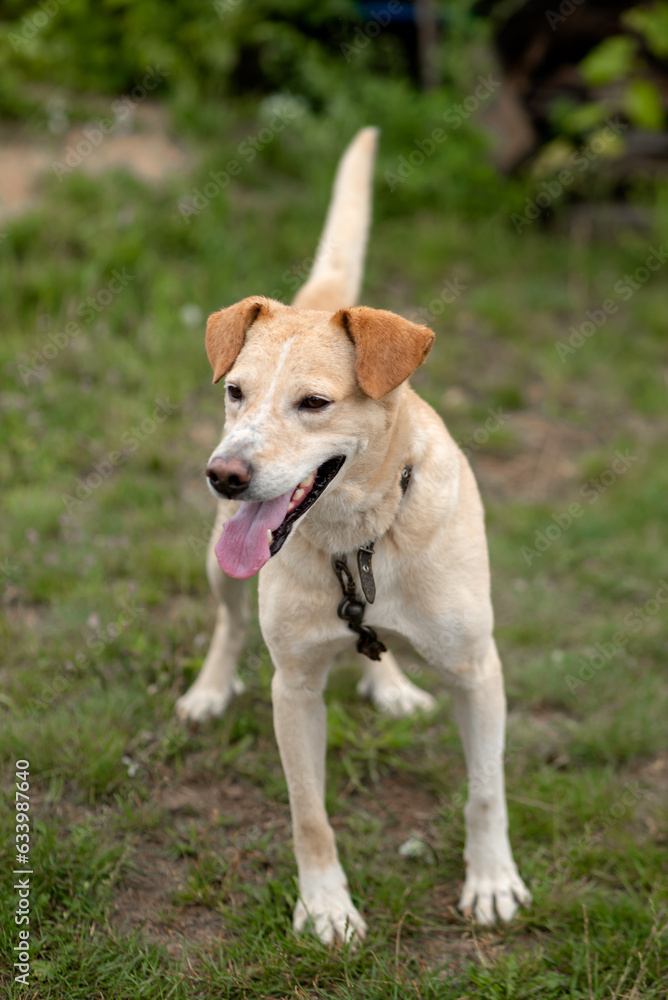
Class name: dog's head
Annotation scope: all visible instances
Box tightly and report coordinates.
[204,296,434,577]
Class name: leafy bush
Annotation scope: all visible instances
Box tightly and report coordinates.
[0,0,410,115]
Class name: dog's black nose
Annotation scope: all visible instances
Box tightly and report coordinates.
[206,458,252,498]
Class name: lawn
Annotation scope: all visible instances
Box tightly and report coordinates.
[0,89,667,998]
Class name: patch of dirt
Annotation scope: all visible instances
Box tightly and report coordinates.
[61,103,188,181]
[629,750,668,845]
[636,750,668,791]
[103,768,471,959]
[509,707,580,768]
[346,771,440,829]
[109,775,291,957]
[0,143,53,223]
[0,103,190,225]
[342,774,526,974]
[471,410,600,502]
[33,740,543,971]
[110,844,223,958]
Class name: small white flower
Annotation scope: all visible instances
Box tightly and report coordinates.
[180,303,203,328]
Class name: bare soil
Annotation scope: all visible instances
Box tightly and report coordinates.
[0,103,188,225]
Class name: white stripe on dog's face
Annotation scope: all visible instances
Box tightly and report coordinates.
[213,338,297,461]
[245,337,296,425]
[207,309,382,502]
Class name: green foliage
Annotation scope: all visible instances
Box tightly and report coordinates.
[580,35,636,87]
[624,0,668,57]
[0,0,405,117]
[625,76,665,130]
[573,5,667,135]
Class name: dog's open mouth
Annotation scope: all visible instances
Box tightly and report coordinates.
[268,455,345,557]
[214,456,345,579]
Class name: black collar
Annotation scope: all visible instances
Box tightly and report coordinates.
[331,465,412,661]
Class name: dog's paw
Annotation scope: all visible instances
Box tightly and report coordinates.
[294,869,367,945]
[459,866,531,925]
[357,673,436,719]
[294,897,367,946]
[175,676,244,724]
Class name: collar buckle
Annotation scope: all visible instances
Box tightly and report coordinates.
[357,543,376,604]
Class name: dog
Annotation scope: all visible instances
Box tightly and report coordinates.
[176,127,530,943]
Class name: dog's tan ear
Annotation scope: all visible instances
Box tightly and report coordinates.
[334,306,434,400]
[205,296,270,383]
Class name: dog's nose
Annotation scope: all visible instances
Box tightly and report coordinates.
[206,457,253,498]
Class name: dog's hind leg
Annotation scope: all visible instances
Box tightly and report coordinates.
[357,650,435,718]
[176,504,249,723]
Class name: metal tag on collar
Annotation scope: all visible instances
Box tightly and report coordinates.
[357,543,376,604]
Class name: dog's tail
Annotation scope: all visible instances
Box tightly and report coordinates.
[292,126,378,311]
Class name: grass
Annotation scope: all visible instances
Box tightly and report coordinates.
[0,93,667,999]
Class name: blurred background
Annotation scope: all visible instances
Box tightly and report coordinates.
[0,2,667,997]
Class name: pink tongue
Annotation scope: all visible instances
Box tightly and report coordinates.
[215,489,293,578]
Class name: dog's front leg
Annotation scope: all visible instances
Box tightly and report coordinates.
[271,658,367,945]
[452,639,531,924]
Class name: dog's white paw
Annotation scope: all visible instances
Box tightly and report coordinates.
[357,674,436,719]
[459,865,531,925]
[175,676,244,723]
[294,868,367,945]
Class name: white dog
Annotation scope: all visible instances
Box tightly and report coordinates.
[177,128,530,943]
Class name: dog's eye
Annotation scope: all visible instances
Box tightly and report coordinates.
[299,396,331,411]
[227,384,243,401]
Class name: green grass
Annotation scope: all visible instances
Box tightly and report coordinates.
[1,95,667,998]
